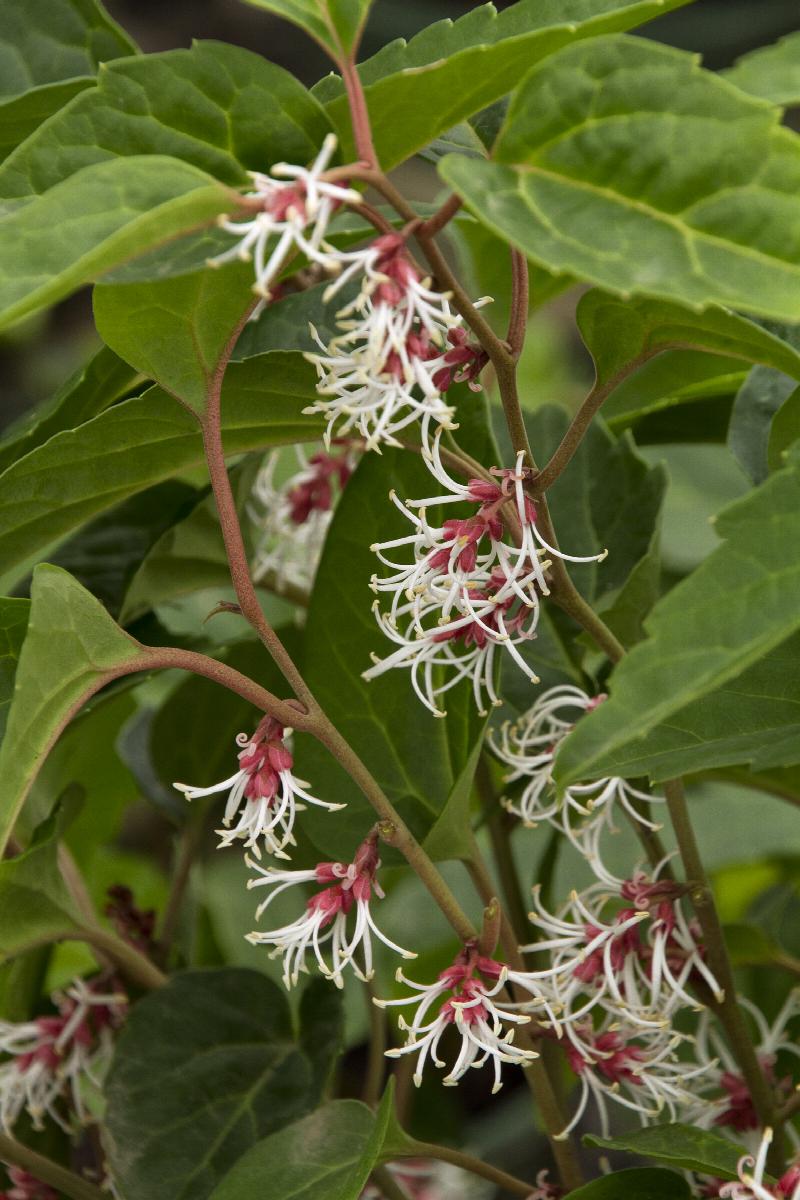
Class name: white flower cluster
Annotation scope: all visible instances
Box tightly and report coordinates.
[364,437,606,716]
[0,977,126,1134]
[250,442,357,595]
[490,684,665,883]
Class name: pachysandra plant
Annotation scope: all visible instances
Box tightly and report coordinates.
[0,1,799,1198]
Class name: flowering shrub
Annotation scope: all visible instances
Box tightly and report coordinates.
[0,1,799,1198]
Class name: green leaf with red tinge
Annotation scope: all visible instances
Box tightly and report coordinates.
[240,0,372,61]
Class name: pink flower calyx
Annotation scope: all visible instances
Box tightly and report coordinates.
[431,326,489,393]
[173,715,341,858]
[286,444,354,525]
[718,1129,800,1200]
[0,1168,58,1200]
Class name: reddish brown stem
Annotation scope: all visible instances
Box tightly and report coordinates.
[341,55,378,167]
[507,250,529,359]
[418,193,463,238]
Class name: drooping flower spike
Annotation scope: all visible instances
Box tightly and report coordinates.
[173,715,343,859]
[305,233,487,451]
[0,977,126,1133]
[209,133,361,312]
[490,684,665,884]
[377,946,540,1094]
[363,436,606,716]
[245,831,415,989]
[250,442,357,594]
[717,1128,800,1200]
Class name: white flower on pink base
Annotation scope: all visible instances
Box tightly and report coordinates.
[489,684,664,883]
[173,715,343,859]
[245,831,415,988]
[555,1017,710,1139]
[305,233,484,450]
[717,1129,800,1200]
[521,869,723,1033]
[210,134,361,312]
[250,443,357,593]
[377,947,539,1093]
[0,977,126,1133]
[363,435,606,716]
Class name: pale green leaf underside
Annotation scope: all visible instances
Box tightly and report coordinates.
[769,384,800,471]
[0,0,135,99]
[724,31,800,107]
[0,354,321,585]
[0,79,92,163]
[320,0,694,169]
[241,0,372,59]
[569,632,800,782]
[577,291,800,391]
[0,565,145,855]
[555,445,800,785]
[0,817,83,962]
[0,41,331,200]
[209,1101,377,1200]
[0,155,236,332]
[440,36,800,322]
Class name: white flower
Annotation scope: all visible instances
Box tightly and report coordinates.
[173,715,343,859]
[377,949,538,1094]
[305,233,480,450]
[555,1017,711,1139]
[718,1128,800,1200]
[0,977,126,1133]
[490,684,664,884]
[250,443,357,594]
[363,435,606,716]
[245,831,415,988]
[516,867,723,1036]
[209,133,361,311]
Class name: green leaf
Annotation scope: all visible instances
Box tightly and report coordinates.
[0,345,140,477]
[242,0,372,61]
[0,0,135,96]
[0,155,237,333]
[0,354,321,585]
[724,31,800,107]
[601,350,746,436]
[439,36,800,322]
[104,968,323,1200]
[0,0,136,161]
[768,384,800,470]
[93,261,255,412]
[297,449,479,861]
[0,565,146,855]
[319,0,694,170]
[0,41,331,200]
[729,367,798,484]
[209,1100,377,1200]
[0,813,82,962]
[590,523,662,649]
[423,736,483,863]
[298,976,344,1094]
[585,1125,744,1180]
[577,292,800,395]
[723,922,799,971]
[576,630,800,781]
[554,446,800,786]
[565,1168,691,1200]
[0,598,29,743]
